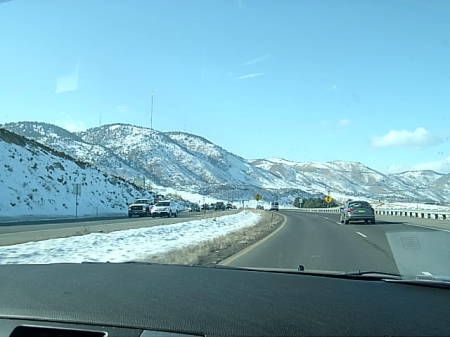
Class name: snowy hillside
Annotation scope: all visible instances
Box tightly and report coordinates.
[251,158,449,202]
[3,122,146,182]
[165,131,292,188]
[3,122,307,201]
[391,170,443,188]
[0,128,152,218]
[78,125,311,201]
[3,121,450,203]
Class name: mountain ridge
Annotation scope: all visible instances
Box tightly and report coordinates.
[2,121,449,203]
[0,127,152,217]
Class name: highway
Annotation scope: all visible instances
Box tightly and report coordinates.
[0,211,235,246]
[224,210,450,275]
[0,212,202,235]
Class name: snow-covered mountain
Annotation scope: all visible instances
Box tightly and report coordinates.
[3,122,313,201]
[251,158,450,202]
[390,170,450,202]
[77,125,312,201]
[0,128,152,218]
[2,121,449,203]
[2,122,145,181]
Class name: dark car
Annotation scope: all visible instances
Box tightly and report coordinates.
[226,203,233,210]
[190,204,201,212]
[201,203,210,211]
[340,200,375,224]
[215,202,226,211]
[269,202,279,211]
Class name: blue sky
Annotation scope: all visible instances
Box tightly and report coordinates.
[1,0,450,173]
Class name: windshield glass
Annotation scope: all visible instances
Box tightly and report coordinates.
[135,200,150,204]
[1,0,449,281]
[349,202,371,208]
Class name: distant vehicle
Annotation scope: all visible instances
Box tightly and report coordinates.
[232,205,237,209]
[151,200,178,218]
[269,202,279,211]
[154,194,165,203]
[340,200,375,224]
[215,202,226,211]
[190,204,201,212]
[128,198,153,217]
[256,205,264,210]
[226,203,233,210]
[202,203,210,211]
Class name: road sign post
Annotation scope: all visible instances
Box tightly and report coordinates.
[324,195,333,208]
[73,183,82,217]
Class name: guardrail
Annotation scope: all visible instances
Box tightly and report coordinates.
[294,207,450,221]
[294,207,340,214]
[374,209,450,220]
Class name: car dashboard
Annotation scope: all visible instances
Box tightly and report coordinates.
[0,263,448,337]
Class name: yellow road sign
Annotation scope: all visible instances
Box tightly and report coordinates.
[255,194,263,201]
[324,196,333,203]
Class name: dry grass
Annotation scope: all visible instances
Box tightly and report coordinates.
[141,211,284,265]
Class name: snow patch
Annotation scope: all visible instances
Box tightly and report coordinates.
[0,211,261,264]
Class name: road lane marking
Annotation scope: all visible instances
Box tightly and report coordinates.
[402,223,450,233]
[220,213,288,266]
[356,231,368,238]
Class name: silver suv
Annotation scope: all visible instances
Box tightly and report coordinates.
[151,200,178,218]
[340,200,375,224]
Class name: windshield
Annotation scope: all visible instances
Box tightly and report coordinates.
[135,200,150,204]
[348,202,371,208]
[1,0,449,281]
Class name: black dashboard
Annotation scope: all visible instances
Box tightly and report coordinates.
[0,263,449,337]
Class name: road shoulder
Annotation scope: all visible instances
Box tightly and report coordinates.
[141,211,285,265]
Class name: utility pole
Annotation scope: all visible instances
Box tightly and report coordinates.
[150,91,154,131]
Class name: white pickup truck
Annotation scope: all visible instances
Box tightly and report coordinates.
[151,200,178,218]
[128,199,153,217]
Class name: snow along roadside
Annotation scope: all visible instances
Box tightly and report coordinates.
[0,211,261,264]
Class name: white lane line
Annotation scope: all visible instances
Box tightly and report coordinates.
[402,222,450,233]
[356,231,368,238]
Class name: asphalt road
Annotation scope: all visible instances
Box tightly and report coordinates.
[0,211,213,235]
[225,210,450,275]
[0,210,236,246]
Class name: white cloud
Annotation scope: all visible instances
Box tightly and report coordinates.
[372,127,442,148]
[56,62,80,94]
[236,72,264,80]
[338,119,350,127]
[243,54,271,66]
